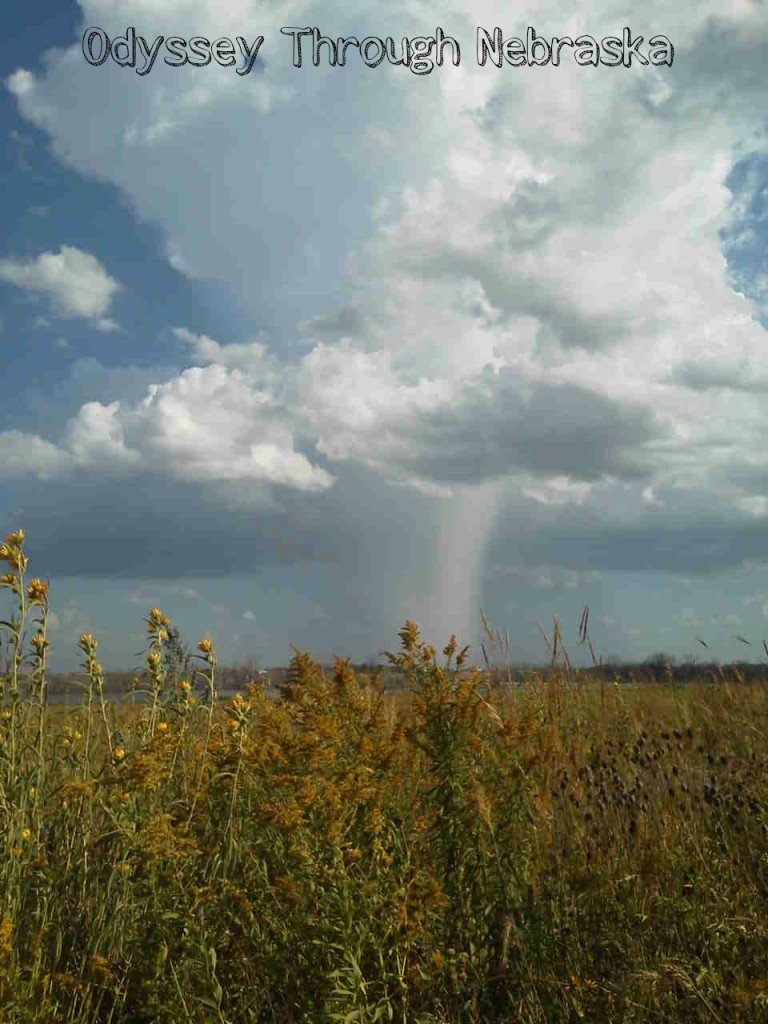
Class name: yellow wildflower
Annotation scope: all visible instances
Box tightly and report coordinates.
[365,806,386,835]
[113,747,126,762]
[155,721,169,734]
[21,828,31,841]
[137,812,200,861]
[79,633,97,652]
[197,637,213,655]
[475,788,493,830]
[90,954,113,981]
[147,607,170,632]
[0,917,12,968]
[31,633,48,654]
[27,578,48,603]
[0,544,24,571]
[56,781,93,803]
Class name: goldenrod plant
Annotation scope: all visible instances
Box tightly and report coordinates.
[0,529,766,1022]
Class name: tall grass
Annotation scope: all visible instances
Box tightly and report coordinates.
[0,529,766,1023]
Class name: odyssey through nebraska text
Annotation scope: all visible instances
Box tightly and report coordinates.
[81,25,674,77]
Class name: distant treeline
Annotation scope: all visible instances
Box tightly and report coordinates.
[42,655,768,696]
[590,656,768,685]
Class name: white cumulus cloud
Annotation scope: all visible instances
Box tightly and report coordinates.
[0,245,119,320]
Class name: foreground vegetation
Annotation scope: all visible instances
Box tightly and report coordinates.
[1,529,767,1023]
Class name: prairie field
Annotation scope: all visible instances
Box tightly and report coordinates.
[1,529,767,1023]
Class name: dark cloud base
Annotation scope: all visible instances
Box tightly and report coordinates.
[5,461,438,579]
[490,508,768,577]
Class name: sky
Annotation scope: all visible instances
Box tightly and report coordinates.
[1,0,768,673]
